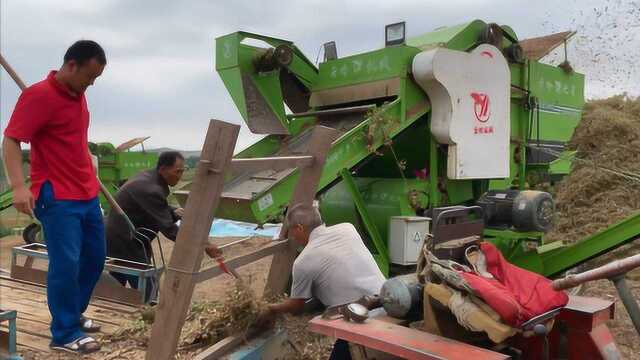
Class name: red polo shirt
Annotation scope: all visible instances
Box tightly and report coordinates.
[4,71,99,201]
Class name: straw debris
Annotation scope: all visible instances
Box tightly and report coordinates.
[545,95,640,245]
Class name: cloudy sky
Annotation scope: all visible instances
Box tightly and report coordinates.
[1,0,638,151]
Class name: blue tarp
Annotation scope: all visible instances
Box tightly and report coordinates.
[209,219,281,238]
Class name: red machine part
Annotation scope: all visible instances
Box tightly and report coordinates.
[514,296,621,359]
[309,296,621,360]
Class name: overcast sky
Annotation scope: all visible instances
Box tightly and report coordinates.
[1,0,638,151]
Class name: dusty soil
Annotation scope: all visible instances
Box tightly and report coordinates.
[583,267,640,360]
[5,235,279,360]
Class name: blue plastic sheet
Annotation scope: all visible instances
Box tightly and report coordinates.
[209,219,281,238]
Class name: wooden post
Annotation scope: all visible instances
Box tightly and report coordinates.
[0,53,27,90]
[263,126,338,298]
[145,120,239,360]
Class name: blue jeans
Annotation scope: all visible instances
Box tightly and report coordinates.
[34,182,105,345]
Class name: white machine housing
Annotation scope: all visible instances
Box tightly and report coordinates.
[412,44,511,179]
[389,216,431,265]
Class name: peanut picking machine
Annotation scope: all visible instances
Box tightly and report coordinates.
[174,20,640,359]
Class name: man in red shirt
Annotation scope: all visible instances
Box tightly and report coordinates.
[3,40,106,354]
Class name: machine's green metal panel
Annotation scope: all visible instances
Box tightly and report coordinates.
[215,32,319,135]
[236,97,430,224]
[443,179,474,204]
[484,229,545,273]
[340,169,389,276]
[406,20,486,51]
[313,46,420,91]
[319,177,427,250]
[548,151,575,175]
[529,63,584,142]
[540,211,640,277]
[235,135,284,159]
[218,67,248,120]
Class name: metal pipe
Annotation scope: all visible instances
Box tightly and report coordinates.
[0,53,27,90]
[552,252,640,290]
[610,275,640,335]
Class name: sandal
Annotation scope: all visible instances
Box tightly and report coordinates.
[80,316,101,333]
[50,335,101,354]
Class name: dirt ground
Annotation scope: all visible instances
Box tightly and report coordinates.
[1,232,275,360]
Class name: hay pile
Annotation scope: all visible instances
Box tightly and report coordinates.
[545,95,640,244]
[100,280,266,357]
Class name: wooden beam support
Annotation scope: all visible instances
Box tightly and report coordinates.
[263,126,338,298]
[195,240,288,283]
[230,155,314,173]
[192,334,247,360]
[145,120,239,360]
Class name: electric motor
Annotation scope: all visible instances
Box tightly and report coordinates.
[477,190,554,232]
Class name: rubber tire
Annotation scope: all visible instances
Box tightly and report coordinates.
[22,222,42,244]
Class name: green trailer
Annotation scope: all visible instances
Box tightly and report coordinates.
[175,20,638,277]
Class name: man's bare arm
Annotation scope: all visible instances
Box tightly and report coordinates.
[269,298,306,315]
[2,136,33,215]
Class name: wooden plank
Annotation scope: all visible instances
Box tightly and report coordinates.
[196,240,287,283]
[0,275,138,314]
[192,334,246,360]
[146,120,239,360]
[264,126,338,298]
[0,325,50,353]
[230,155,314,173]
[1,287,129,327]
[9,265,144,306]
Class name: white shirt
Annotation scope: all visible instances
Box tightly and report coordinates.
[290,223,386,307]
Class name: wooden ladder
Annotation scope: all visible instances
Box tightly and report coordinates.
[146,120,337,360]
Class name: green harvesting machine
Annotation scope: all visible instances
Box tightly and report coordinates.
[176,20,640,277]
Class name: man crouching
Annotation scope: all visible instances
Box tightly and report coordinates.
[257,203,385,359]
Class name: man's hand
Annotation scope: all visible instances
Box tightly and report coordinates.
[13,185,34,216]
[174,207,185,219]
[204,244,222,259]
[255,306,276,329]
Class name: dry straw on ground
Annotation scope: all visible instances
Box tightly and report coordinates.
[546,95,640,245]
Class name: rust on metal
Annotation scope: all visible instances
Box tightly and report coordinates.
[519,31,576,61]
[309,78,400,107]
[116,136,151,152]
[552,253,640,290]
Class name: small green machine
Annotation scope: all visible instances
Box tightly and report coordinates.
[1,137,157,213]
[175,20,640,277]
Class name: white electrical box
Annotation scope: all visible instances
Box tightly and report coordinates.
[388,216,431,265]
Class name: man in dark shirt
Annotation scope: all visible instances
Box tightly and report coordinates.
[106,151,184,267]
[106,151,222,296]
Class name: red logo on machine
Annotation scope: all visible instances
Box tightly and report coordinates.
[471,92,490,123]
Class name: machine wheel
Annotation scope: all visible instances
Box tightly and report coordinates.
[23,222,43,244]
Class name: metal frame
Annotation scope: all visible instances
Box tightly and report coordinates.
[0,310,22,360]
[10,243,163,305]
